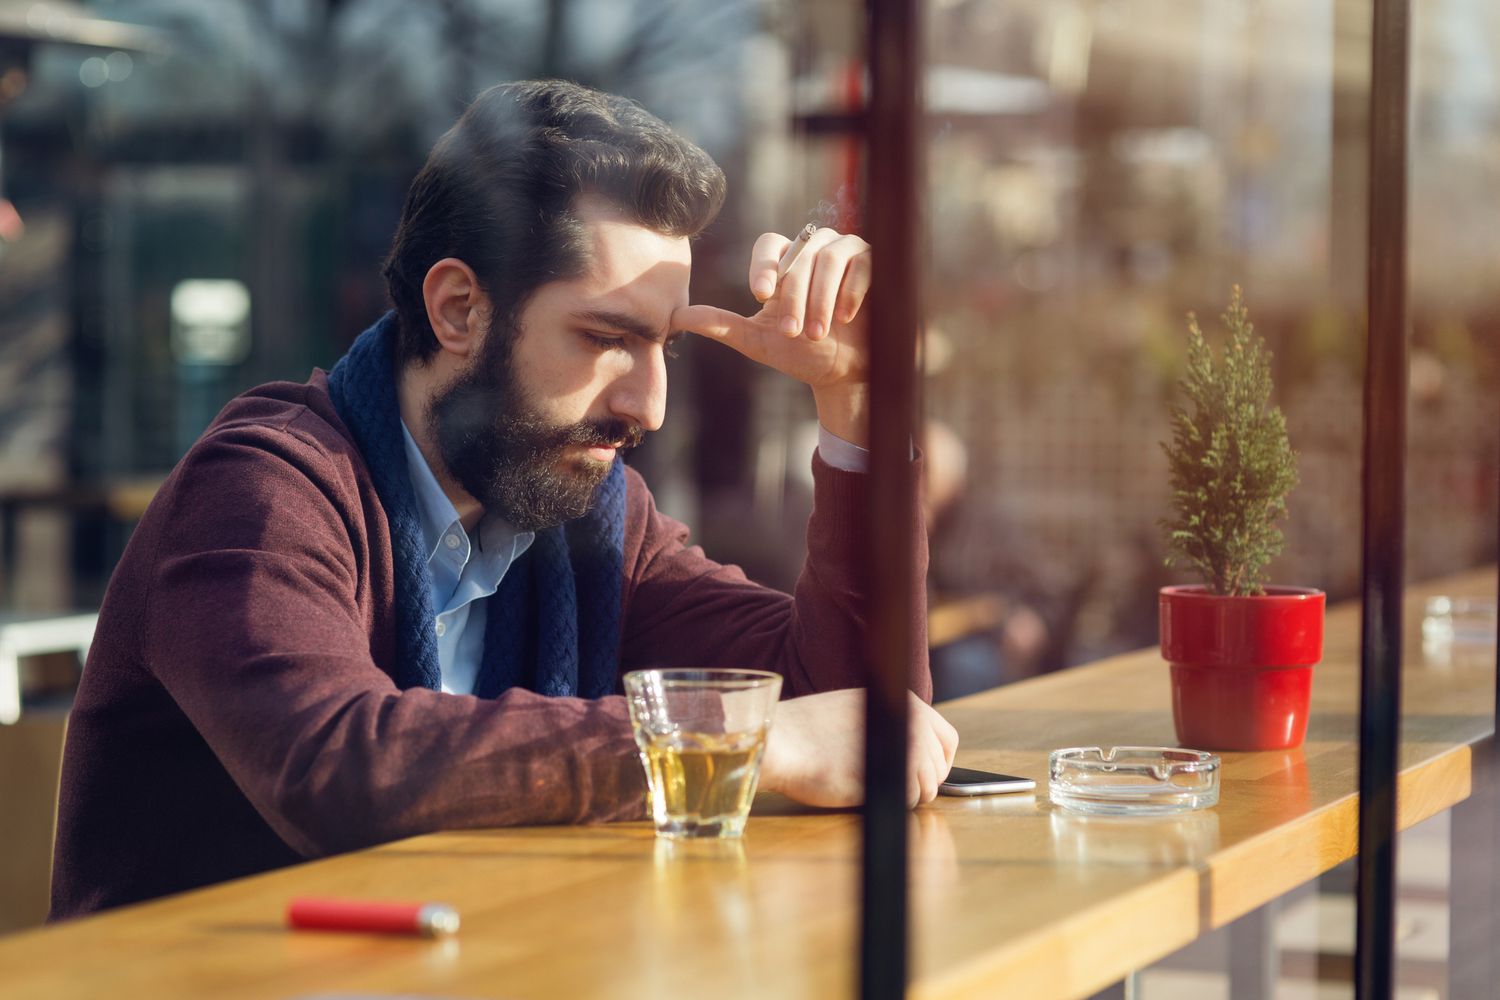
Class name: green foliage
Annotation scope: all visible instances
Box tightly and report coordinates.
[1160,287,1299,596]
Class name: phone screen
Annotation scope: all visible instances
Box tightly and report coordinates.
[938,766,1036,796]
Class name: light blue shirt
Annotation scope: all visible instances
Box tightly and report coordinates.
[402,423,869,696]
[816,425,870,473]
[401,423,534,695]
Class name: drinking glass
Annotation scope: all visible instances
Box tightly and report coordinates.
[624,668,782,839]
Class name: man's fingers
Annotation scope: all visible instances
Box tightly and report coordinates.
[906,707,945,806]
[906,695,954,797]
[672,304,754,345]
[909,696,958,777]
[749,232,792,302]
[771,227,842,337]
[834,250,873,325]
[805,236,866,342]
[915,743,938,804]
[746,228,871,339]
[764,687,952,812]
[931,708,960,769]
[924,723,948,798]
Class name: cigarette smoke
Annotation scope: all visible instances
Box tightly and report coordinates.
[811,184,857,231]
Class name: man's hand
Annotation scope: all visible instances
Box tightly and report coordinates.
[671,228,873,445]
[757,689,959,809]
[672,228,872,388]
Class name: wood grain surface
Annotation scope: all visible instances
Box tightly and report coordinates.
[1,571,1493,1000]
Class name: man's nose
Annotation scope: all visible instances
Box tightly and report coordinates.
[607,348,668,433]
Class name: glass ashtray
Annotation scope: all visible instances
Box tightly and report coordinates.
[1049,746,1220,816]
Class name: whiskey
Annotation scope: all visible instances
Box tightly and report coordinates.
[623,667,782,840]
[637,729,767,838]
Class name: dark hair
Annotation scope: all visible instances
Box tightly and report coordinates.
[382,79,726,364]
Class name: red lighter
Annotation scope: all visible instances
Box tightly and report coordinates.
[286,897,460,937]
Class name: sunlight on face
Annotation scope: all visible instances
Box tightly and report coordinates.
[506,195,693,460]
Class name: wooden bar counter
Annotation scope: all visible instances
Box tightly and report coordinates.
[2,571,1494,999]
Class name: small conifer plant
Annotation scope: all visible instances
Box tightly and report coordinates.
[1160,286,1299,597]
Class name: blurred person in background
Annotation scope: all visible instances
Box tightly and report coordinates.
[918,419,1051,699]
[761,417,1052,700]
[49,79,955,918]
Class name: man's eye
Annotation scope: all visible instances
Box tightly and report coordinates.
[584,332,627,352]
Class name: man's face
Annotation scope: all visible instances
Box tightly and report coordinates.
[426,198,691,531]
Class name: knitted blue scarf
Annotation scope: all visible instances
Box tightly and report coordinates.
[325,311,624,699]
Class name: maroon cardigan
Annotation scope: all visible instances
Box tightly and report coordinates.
[50,373,928,918]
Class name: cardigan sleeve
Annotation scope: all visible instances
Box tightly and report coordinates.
[619,452,931,701]
[141,410,646,859]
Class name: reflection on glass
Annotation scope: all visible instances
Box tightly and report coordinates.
[1420,595,1498,671]
[1422,596,1498,646]
[650,836,755,984]
[422,936,461,970]
[910,808,961,895]
[1049,809,1221,869]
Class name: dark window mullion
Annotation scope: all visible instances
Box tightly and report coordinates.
[1355,0,1412,996]
[861,1,922,998]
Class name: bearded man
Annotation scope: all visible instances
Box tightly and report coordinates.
[50,79,956,919]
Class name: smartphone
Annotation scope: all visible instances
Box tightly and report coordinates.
[938,766,1036,796]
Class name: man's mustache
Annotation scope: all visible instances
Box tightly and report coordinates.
[555,418,645,452]
[440,380,645,454]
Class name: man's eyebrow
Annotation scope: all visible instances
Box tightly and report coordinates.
[573,309,667,345]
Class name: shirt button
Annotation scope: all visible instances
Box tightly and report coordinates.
[434,620,447,637]
[444,534,461,550]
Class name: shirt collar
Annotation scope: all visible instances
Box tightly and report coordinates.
[399,421,532,565]
[400,421,464,562]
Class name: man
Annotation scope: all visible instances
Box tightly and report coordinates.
[50,80,956,919]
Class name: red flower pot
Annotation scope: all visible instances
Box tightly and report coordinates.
[1159,586,1326,751]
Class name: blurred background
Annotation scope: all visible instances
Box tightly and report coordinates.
[1,0,1495,683]
[0,0,1496,678]
[0,0,1496,990]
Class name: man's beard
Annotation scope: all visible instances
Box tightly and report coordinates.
[426,321,645,532]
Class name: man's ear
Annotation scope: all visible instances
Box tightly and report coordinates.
[421,258,490,360]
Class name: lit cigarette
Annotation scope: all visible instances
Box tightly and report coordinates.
[774,223,819,283]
